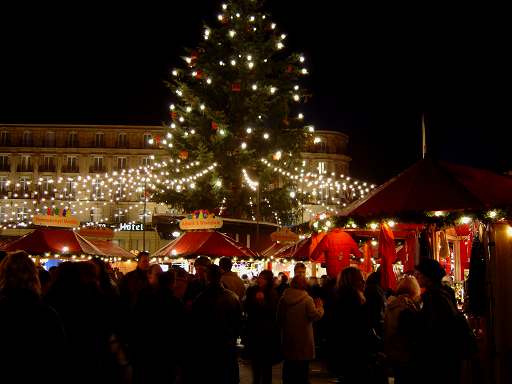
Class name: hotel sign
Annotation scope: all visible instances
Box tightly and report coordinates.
[119,223,144,231]
[33,215,80,228]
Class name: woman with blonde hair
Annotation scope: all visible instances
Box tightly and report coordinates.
[384,275,421,384]
[0,251,67,383]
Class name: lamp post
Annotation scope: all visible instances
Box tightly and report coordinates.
[142,179,147,252]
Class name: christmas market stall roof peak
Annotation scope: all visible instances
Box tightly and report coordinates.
[0,228,105,256]
[338,157,512,219]
[152,230,257,259]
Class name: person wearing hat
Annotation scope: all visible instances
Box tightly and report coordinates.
[413,258,473,384]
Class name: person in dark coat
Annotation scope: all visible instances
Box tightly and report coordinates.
[364,270,386,338]
[276,272,290,297]
[183,255,211,309]
[45,261,113,384]
[0,252,67,384]
[244,269,280,384]
[414,258,475,384]
[119,251,150,311]
[132,267,185,384]
[191,264,242,384]
[327,267,371,383]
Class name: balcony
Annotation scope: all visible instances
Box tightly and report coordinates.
[89,166,106,173]
[17,165,34,172]
[0,164,11,172]
[38,164,56,173]
[62,166,80,173]
[38,188,56,198]
[66,139,78,148]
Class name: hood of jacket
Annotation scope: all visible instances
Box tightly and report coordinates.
[387,294,419,312]
[280,288,309,306]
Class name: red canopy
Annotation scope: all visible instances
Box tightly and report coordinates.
[340,157,512,217]
[88,240,134,259]
[152,231,257,259]
[261,242,292,258]
[0,228,104,256]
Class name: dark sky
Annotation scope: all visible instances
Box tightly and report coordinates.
[1,2,510,183]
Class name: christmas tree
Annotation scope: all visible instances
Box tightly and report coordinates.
[154,0,312,223]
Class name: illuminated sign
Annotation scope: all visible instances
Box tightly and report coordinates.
[271,228,299,243]
[119,223,144,231]
[179,210,223,230]
[33,215,80,228]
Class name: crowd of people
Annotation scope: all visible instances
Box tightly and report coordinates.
[0,249,477,384]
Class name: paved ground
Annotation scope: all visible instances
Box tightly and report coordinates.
[239,359,335,383]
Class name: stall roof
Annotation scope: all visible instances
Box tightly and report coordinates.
[152,231,257,259]
[340,157,512,217]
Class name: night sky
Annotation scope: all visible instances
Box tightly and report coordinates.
[1,2,510,183]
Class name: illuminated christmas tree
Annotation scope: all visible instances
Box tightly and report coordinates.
[155,0,312,223]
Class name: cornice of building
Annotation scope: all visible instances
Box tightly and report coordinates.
[0,123,164,131]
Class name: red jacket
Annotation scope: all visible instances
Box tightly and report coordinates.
[310,229,362,279]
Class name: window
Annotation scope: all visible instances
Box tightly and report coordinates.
[65,156,78,172]
[63,178,76,199]
[138,209,151,223]
[19,155,32,172]
[0,176,9,193]
[0,206,9,221]
[116,157,127,170]
[92,156,104,172]
[19,176,31,193]
[45,131,56,147]
[316,141,327,153]
[16,207,29,222]
[92,178,102,199]
[41,156,55,172]
[141,157,152,167]
[317,161,326,174]
[117,133,128,148]
[67,132,78,147]
[0,131,10,146]
[90,207,102,223]
[22,131,32,146]
[40,176,53,196]
[0,155,9,171]
[115,186,124,201]
[95,132,104,147]
[143,133,153,148]
[114,208,126,223]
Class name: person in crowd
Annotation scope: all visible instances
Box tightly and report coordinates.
[119,251,150,311]
[45,261,114,384]
[327,267,370,383]
[241,273,250,288]
[384,276,422,384]
[294,262,307,279]
[132,266,185,384]
[244,269,280,384]
[38,266,52,295]
[278,275,324,384]
[0,251,67,383]
[0,250,7,263]
[171,265,189,300]
[365,270,387,338]
[183,255,211,309]
[219,256,246,300]
[191,264,242,384]
[414,258,477,384]
[276,272,290,296]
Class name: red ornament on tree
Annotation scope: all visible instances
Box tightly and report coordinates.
[211,121,219,130]
[179,150,189,160]
[194,70,203,79]
[171,111,178,120]
[154,135,161,144]
[286,65,294,73]
[231,83,241,92]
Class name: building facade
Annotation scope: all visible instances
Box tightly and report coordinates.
[0,124,352,251]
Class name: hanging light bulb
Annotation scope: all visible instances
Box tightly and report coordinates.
[206,78,212,84]
[247,55,252,61]
[252,84,258,90]
[169,104,175,110]
[248,62,254,69]
[186,106,192,113]
[298,113,304,119]
[200,104,205,110]
[172,70,178,76]
[185,57,192,64]
[270,86,277,94]
[230,59,236,66]
[276,42,284,49]
[293,94,300,101]
[222,4,227,10]
[246,127,252,133]
[301,68,308,74]
[218,14,224,21]
[241,142,247,149]
[299,55,305,63]
[229,30,236,38]
[271,23,276,29]
[263,133,269,139]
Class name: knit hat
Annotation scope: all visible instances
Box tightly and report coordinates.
[415,258,446,283]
